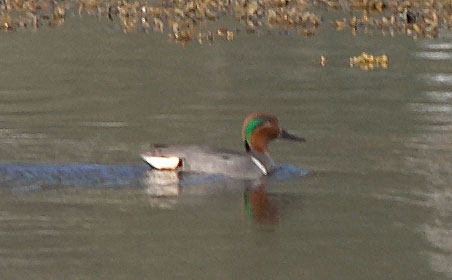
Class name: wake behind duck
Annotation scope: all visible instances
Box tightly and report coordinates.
[1,113,308,191]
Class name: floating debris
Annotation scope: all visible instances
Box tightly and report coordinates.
[320,55,327,66]
[226,30,234,41]
[349,52,388,70]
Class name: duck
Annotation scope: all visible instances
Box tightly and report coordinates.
[140,112,305,180]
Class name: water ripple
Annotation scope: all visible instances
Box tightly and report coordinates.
[423,73,452,85]
[79,121,128,128]
[424,91,452,102]
[415,51,452,60]
[421,42,452,50]
[409,103,452,113]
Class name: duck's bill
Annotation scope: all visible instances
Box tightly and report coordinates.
[280,129,306,142]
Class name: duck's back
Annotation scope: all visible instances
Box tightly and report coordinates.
[141,145,266,180]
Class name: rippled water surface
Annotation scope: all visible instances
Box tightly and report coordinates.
[1,17,452,279]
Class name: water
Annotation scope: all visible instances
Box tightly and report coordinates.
[1,16,452,279]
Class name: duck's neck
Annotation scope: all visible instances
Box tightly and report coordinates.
[249,150,275,175]
[249,134,269,154]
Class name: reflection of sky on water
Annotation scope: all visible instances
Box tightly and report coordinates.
[0,129,47,144]
[424,74,452,85]
[421,43,452,50]
[417,42,452,60]
[416,52,452,60]
[424,91,452,102]
[411,41,452,277]
[410,102,452,113]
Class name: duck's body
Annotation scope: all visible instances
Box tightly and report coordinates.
[141,144,274,180]
[141,113,305,180]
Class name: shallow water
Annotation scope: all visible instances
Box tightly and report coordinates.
[1,17,452,279]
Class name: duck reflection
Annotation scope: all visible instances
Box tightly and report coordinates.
[142,169,181,196]
[243,185,281,224]
[142,170,284,224]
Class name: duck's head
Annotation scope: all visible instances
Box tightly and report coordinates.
[241,112,305,154]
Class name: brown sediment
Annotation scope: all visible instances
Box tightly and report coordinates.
[0,0,451,44]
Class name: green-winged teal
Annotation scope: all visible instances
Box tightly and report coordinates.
[141,112,305,180]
